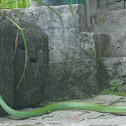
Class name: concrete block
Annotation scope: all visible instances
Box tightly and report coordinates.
[103,57,126,91]
[45,32,105,101]
[95,32,126,57]
[15,5,87,31]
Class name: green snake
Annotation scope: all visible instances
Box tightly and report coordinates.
[0,94,126,119]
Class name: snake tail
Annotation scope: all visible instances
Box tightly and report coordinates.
[1,95,126,118]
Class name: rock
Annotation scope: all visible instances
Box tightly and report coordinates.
[13,22,49,109]
[91,94,123,105]
[103,57,126,90]
[0,95,126,126]
[1,0,126,114]
[94,32,126,90]
[44,32,105,101]
[10,5,100,102]
[45,59,98,101]
[0,17,14,116]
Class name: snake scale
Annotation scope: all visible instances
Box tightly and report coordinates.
[0,94,126,118]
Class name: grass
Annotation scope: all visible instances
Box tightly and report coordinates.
[0,0,30,9]
[100,89,126,96]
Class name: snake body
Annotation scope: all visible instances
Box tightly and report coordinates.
[0,95,126,118]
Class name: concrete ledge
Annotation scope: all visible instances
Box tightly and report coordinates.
[15,5,87,31]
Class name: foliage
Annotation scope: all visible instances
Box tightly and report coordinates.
[0,0,29,8]
[100,89,126,96]
[100,81,123,96]
[110,81,121,92]
[67,0,75,26]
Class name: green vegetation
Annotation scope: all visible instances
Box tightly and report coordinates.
[99,81,126,96]
[110,81,121,92]
[0,0,30,9]
[100,89,126,96]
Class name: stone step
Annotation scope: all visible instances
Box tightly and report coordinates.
[95,31,126,57]
[91,9,126,32]
[19,5,87,31]
[103,57,126,91]
[95,32,126,89]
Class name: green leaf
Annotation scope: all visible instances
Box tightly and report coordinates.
[67,0,75,26]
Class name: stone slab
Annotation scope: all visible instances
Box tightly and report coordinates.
[1,95,126,126]
[14,5,87,31]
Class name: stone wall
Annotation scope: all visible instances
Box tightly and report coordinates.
[0,12,49,116]
[89,0,126,91]
[1,0,125,116]
[0,18,14,116]
[45,32,99,101]
[13,22,49,109]
[10,5,102,102]
[0,3,105,113]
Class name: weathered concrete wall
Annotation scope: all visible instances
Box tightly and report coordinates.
[85,0,98,31]
[2,0,125,116]
[95,33,110,90]
[0,11,49,114]
[0,18,14,116]
[0,4,101,116]
[85,0,105,31]
[45,32,100,101]
[12,5,88,61]
[85,0,126,92]
[13,22,49,109]
[85,0,126,32]
[96,32,126,91]
[103,57,126,91]
[11,5,103,101]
